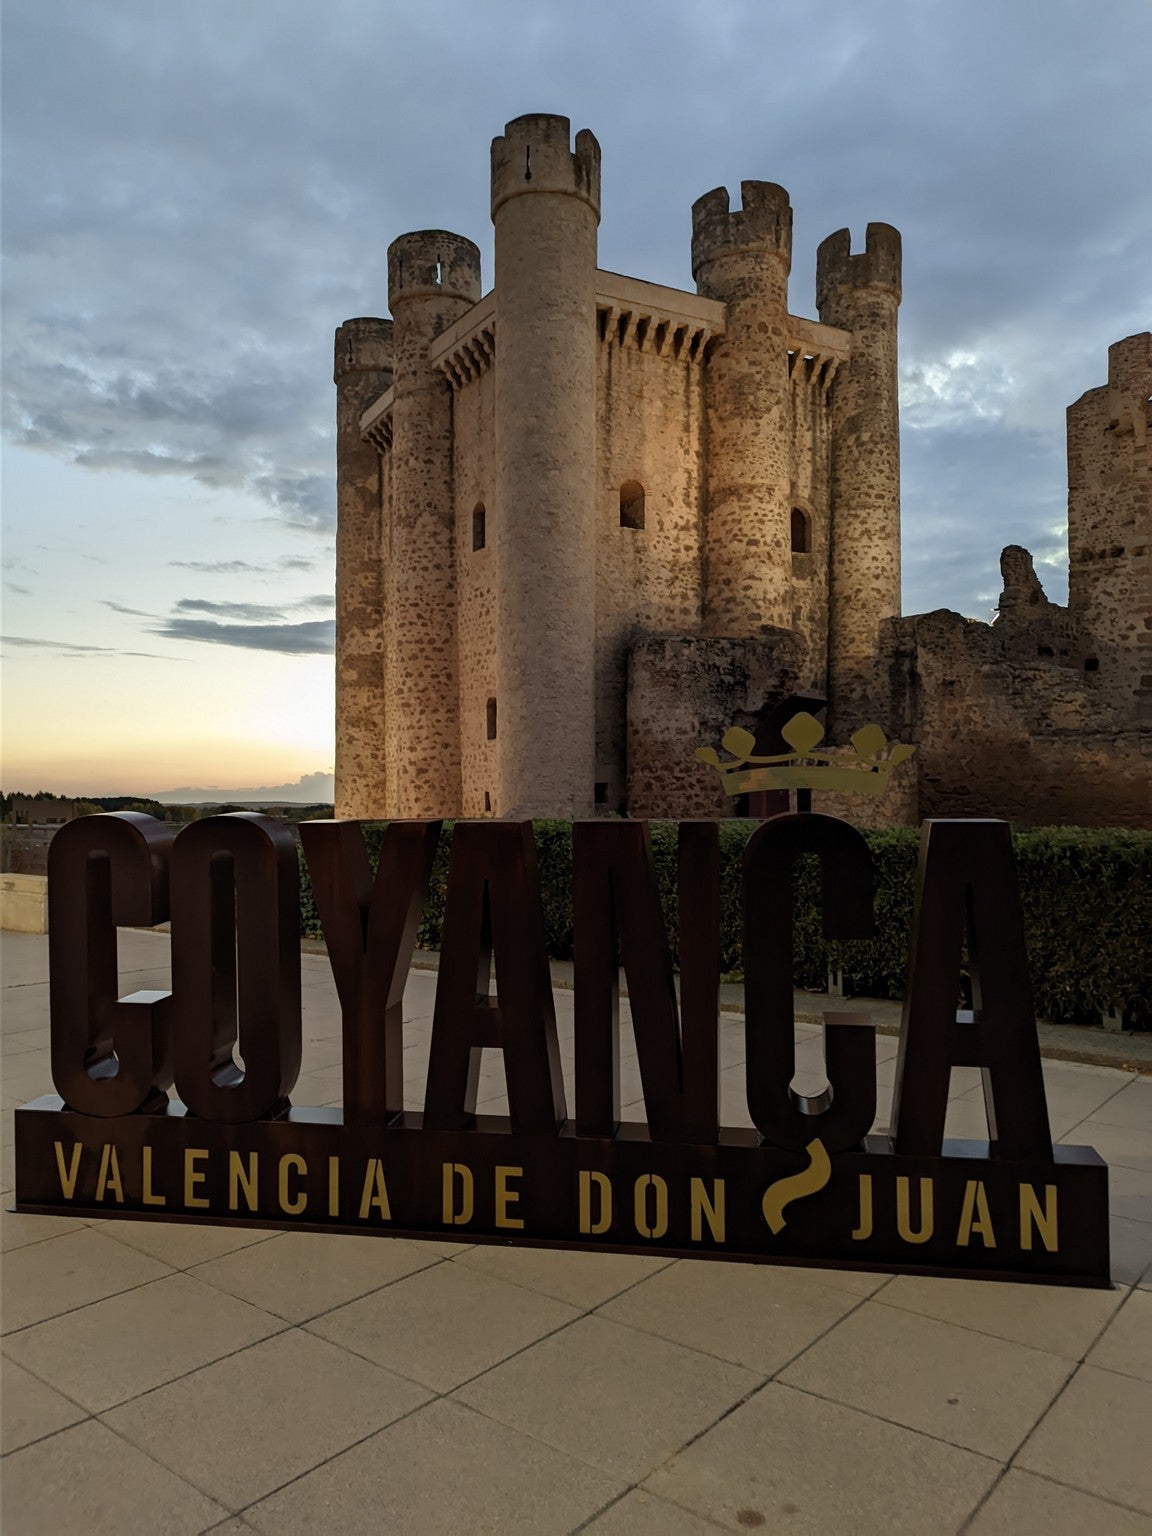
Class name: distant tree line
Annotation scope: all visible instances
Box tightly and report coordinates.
[1,790,333,824]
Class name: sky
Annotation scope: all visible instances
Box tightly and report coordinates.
[2,0,1149,797]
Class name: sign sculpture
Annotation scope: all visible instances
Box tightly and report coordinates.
[14,810,1109,1286]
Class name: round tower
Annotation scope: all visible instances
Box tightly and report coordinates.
[692,181,794,637]
[334,317,392,819]
[386,230,481,816]
[490,113,601,818]
[816,223,902,736]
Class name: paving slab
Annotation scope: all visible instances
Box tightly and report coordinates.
[1015,1364,1152,1513]
[0,1356,87,1453]
[964,1468,1152,1535]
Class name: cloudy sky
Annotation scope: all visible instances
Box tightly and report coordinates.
[2,0,1149,796]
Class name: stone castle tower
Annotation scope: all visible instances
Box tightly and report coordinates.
[334,114,1149,828]
[334,113,902,820]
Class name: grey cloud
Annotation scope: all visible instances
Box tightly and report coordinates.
[102,600,158,618]
[5,583,32,596]
[173,594,333,622]
[1,632,172,659]
[2,0,1149,616]
[151,617,335,655]
[170,556,318,574]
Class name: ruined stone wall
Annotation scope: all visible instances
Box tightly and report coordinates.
[593,308,708,814]
[627,632,802,818]
[1067,332,1151,724]
[452,365,498,816]
[885,610,1150,828]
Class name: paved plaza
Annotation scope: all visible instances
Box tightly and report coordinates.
[2,927,1150,1534]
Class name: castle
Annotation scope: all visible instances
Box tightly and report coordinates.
[333,113,1150,828]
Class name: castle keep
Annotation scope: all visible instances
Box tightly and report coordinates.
[335,114,1149,827]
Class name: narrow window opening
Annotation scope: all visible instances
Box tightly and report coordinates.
[435,258,442,285]
[486,698,497,740]
[484,791,492,812]
[620,480,645,530]
[1084,657,1099,672]
[1037,645,1054,659]
[594,781,608,806]
[524,145,532,181]
[791,507,811,553]
[472,502,486,551]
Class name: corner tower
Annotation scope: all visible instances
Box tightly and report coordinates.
[491,114,601,817]
[692,182,794,636]
[386,230,481,815]
[817,223,902,735]
[333,317,392,818]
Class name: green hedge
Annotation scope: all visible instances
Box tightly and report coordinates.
[298,822,1151,1029]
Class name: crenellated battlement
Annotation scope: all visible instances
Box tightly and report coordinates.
[333,317,393,384]
[491,113,601,219]
[387,230,481,309]
[691,181,792,289]
[816,224,902,307]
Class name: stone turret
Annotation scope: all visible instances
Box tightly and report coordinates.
[817,223,902,735]
[386,230,481,815]
[1067,331,1151,722]
[333,317,392,818]
[490,114,601,817]
[692,182,794,636]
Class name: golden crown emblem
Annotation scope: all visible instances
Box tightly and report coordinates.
[695,712,915,797]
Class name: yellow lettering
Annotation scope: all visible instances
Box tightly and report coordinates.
[579,1171,612,1234]
[896,1176,933,1243]
[851,1174,873,1241]
[358,1159,392,1220]
[690,1178,725,1243]
[957,1180,996,1247]
[95,1144,124,1204]
[328,1156,340,1217]
[1019,1183,1058,1252]
[142,1147,166,1206]
[634,1174,669,1240]
[228,1151,258,1213]
[53,1141,82,1200]
[495,1166,524,1230]
[184,1148,210,1209]
[278,1154,308,1216]
[442,1162,473,1225]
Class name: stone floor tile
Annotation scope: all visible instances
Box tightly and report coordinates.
[1110,1215,1151,1274]
[876,1271,1125,1358]
[778,1300,1072,1459]
[1108,1163,1152,1225]
[1086,1288,1152,1381]
[0,1419,227,1535]
[102,1328,430,1511]
[97,1216,281,1269]
[644,1380,999,1535]
[1,1356,86,1452]
[965,1468,1151,1534]
[454,1314,758,1480]
[1016,1365,1152,1513]
[1088,1077,1152,1131]
[1065,1120,1152,1173]
[1,1208,91,1251]
[306,1260,579,1392]
[4,1272,284,1411]
[244,1398,622,1536]
[598,1259,863,1373]
[1,1226,173,1334]
[451,1239,672,1307]
[190,1229,441,1321]
[582,1488,727,1533]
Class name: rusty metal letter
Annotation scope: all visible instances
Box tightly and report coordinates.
[169,814,302,1122]
[891,819,1053,1159]
[299,819,440,1123]
[743,813,877,1152]
[423,821,565,1135]
[573,820,720,1143]
[48,812,175,1116]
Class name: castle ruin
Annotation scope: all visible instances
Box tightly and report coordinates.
[334,114,1149,828]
